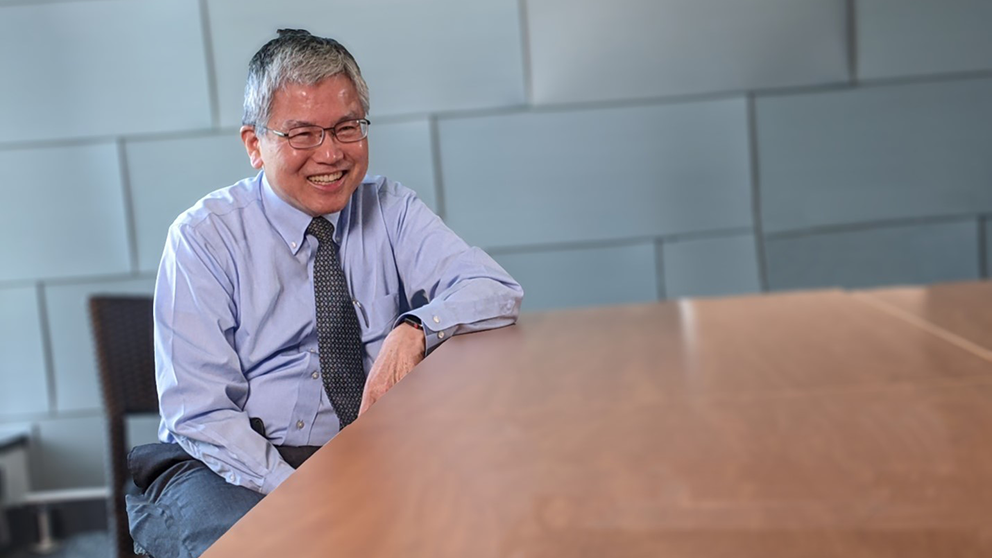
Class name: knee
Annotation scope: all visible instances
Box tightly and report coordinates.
[128,463,264,558]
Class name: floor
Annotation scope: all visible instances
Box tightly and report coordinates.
[3,531,110,558]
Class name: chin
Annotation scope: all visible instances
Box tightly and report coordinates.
[308,198,350,216]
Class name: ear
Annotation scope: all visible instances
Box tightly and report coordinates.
[240,125,265,169]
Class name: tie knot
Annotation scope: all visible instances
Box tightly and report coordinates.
[306,218,335,244]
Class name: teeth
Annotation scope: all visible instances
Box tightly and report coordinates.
[308,172,344,184]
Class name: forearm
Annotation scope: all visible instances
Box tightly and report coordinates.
[171,428,294,494]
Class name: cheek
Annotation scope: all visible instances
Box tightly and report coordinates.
[347,145,370,170]
[274,152,309,174]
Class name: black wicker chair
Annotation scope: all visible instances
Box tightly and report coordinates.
[89,295,158,558]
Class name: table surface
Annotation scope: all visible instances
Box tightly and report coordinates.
[204,284,992,558]
[858,280,992,355]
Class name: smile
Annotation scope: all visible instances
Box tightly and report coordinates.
[307,171,345,186]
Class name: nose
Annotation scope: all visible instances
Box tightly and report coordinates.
[311,133,344,164]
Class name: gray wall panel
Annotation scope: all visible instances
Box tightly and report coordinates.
[369,119,438,211]
[757,79,992,234]
[31,415,107,490]
[45,279,156,413]
[663,235,762,299]
[858,0,992,80]
[440,100,752,248]
[126,135,256,273]
[0,144,130,282]
[207,0,525,126]
[0,0,210,142]
[493,243,658,311]
[1,0,989,494]
[126,414,162,451]
[0,287,49,417]
[527,0,848,105]
[766,221,980,291]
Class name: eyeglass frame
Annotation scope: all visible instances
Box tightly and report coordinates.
[259,118,371,149]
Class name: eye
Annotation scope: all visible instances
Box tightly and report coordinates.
[288,128,321,142]
[335,122,360,138]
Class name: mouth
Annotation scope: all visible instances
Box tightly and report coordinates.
[307,171,346,189]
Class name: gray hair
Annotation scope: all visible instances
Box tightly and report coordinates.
[242,29,370,128]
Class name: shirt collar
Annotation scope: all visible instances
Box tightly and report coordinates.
[260,172,342,255]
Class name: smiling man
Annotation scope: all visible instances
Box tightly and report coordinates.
[125,29,523,558]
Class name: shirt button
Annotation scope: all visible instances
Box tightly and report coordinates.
[296,420,305,429]
[438,331,445,339]
[432,315,440,324]
[312,371,319,379]
[309,348,316,354]
[291,241,297,249]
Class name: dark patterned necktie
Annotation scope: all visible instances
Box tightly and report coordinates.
[307,217,365,428]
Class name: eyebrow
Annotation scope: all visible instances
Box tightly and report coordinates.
[283,119,317,129]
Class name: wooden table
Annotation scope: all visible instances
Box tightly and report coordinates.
[204,287,992,558]
[858,280,992,356]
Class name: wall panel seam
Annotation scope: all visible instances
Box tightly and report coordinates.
[428,115,447,221]
[0,409,105,424]
[765,214,983,241]
[117,139,140,273]
[1,74,989,156]
[0,272,157,291]
[654,239,667,301]
[979,217,989,278]
[198,0,221,129]
[846,0,858,84]
[36,283,57,415]
[517,0,533,104]
[484,228,755,256]
[747,94,769,292]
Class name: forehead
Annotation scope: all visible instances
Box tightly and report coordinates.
[269,75,363,124]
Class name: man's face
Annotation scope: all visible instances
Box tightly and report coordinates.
[241,74,369,217]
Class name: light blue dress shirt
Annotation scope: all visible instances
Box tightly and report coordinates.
[154,172,522,494]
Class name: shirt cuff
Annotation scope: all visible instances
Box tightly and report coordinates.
[397,310,455,356]
[260,461,296,495]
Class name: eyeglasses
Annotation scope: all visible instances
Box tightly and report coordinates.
[263,119,371,149]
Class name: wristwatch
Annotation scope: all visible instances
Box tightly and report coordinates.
[402,315,422,330]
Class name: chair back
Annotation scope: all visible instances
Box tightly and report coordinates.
[89,295,158,558]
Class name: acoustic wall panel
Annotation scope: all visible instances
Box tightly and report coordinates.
[207,0,525,126]
[126,415,162,451]
[0,143,130,282]
[662,234,762,299]
[757,79,992,234]
[369,119,439,212]
[30,415,108,490]
[492,243,659,311]
[45,278,156,413]
[126,134,256,272]
[0,0,211,142]
[527,0,848,105]
[0,287,49,417]
[439,99,752,248]
[765,220,980,291]
[858,0,992,80]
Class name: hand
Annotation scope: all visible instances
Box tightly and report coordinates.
[359,322,426,416]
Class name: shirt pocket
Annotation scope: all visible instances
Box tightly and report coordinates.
[355,292,400,344]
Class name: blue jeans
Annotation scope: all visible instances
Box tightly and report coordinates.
[126,460,264,558]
